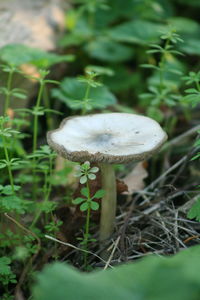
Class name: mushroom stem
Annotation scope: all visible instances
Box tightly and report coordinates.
[99,163,117,241]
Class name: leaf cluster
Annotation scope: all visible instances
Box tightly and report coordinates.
[33,245,200,300]
[75,161,99,184]
[73,187,105,211]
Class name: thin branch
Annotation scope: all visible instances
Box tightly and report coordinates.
[162,124,200,151]
[104,236,121,270]
[45,235,113,268]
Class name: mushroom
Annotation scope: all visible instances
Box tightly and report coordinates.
[47,113,167,242]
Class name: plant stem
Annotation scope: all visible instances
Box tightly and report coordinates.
[33,82,44,153]
[32,82,44,200]
[2,136,15,193]
[43,86,53,130]
[4,69,14,116]
[81,83,91,115]
[83,180,92,267]
[159,39,170,93]
[31,157,53,228]
[99,163,117,242]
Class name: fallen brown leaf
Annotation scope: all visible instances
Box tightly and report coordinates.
[122,162,148,195]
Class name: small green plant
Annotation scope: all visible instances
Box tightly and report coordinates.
[14,69,61,200]
[28,145,57,227]
[27,69,60,153]
[52,68,116,114]
[73,161,104,267]
[77,70,103,115]
[140,27,184,124]
[0,256,17,300]
[0,116,19,192]
[187,197,200,222]
[0,64,26,116]
[182,71,200,107]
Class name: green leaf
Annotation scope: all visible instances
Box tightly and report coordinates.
[0,44,75,67]
[0,162,7,169]
[179,39,200,55]
[80,202,89,211]
[44,109,63,115]
[80,176,87,184]
[194,139,200,146]
[104,65,136,93]
[109,20,166,45]
[52,78,117,111]
[90,167,99,173]
[0,195,26,213]
[147,107,164,123]
[2,185,21,195]
[168,17,200,34]
[34,245,200,300]
[141,64,159,70]
[191,153,200,161]
[85,65,114,77]
[72,197,85,205]
[187,198,200,221]
[0,257,11,275]
[38,201,57,213]
[146,49,161,54]
[82,161,90,170]
[93,189,105,199]
[90,201,99,211]
[84,38,133,62]
[88,173,96,180]
[183,94,200,107]
[185,88,199,94]
[45,80,60,85]
[74,170,83,177]
[81,187,89,198]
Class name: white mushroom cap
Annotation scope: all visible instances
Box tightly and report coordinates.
[47,113,167,163]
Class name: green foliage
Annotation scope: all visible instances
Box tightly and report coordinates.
[0,257,16,285]
[0,184,20,194]
[85,65,114,77]
[0,195,27,213]
[34,245,200,300]
[139,28,184,122]
[0,116,19,137]
[61,0,173,65]
[0,44,74,68]
[172,16,200,55]
[0,257,12,276]
[73,187,104,211]
[85,38,133,62]
[52,77,116,112]
[187,198,200,221]
[75,161,99,184]
[73,161,104,266]
[0,184,28,213]
[0,87,27,100]
[45,220,63,234]
[182,71,200,107]
[109,20,166,45]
